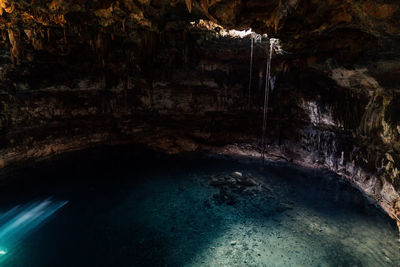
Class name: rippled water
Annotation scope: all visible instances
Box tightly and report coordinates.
[0,145,399,267]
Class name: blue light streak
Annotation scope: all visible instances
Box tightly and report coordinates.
[0,198,68,262]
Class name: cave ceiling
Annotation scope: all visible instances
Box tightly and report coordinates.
[1,1,400,96]
[1,0,400,48]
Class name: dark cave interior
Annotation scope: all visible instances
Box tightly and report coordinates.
[0,0,400,266]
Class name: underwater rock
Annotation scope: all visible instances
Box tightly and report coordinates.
[212,188,236,206]
[209,172,265,206]
[275,202,294,213]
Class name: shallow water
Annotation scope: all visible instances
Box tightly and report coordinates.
[0,145,399,267]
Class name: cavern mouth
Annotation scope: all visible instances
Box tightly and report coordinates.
[0,145,399,267]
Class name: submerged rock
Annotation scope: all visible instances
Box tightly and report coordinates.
[209,172,266,206]
[275,202,294,213]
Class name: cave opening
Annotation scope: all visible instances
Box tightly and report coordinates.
[1,0,400,266]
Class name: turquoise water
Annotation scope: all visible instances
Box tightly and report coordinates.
[0,145,399,266]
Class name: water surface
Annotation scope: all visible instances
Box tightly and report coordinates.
[0,145,398,266]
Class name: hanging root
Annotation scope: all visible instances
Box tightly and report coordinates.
[261,39,274,168]
[260,38,286,168]
[248,33,262,110]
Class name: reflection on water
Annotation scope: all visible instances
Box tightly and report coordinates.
[0,199,68,263]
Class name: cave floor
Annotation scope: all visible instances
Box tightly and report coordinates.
[0,145,399,267]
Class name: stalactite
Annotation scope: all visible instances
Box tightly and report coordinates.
[185,0,192,13]
[123,77,128,113]
[63,27,67,44]
[200,0,209,12]
[7,29,20,65]
[46,28,51,42]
